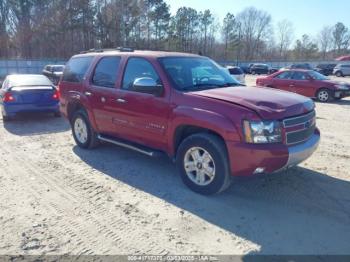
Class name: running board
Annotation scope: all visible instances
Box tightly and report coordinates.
[97,135,163,157]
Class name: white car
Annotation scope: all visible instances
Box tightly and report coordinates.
[225,66,245,84]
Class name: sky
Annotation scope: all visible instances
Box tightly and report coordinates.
[165,0,350,39]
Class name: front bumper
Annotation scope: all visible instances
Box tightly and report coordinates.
[227,128,320,176]
[334,90,350,98]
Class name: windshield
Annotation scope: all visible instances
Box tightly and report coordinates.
[8,75,53,87]
[159,57,241,91]
[308,71,328,80]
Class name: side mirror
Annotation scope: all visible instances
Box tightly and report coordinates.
[133,77,163,96]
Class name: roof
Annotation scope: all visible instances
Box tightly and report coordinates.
[279,69,312,72]
[74,49,202,59]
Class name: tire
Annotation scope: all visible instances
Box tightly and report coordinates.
[71,109,99,149]
[176,133,232,195]
[316,88,332,103]
[335,71,343,77]
[251,71,256,75]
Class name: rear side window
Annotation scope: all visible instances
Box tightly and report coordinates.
[92,56,121,88]
[275,71,292,79]
[62,56,93,83]
[292,72,307,80]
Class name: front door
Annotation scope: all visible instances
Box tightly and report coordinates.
[272,71,293,91]
[111,57,170,151]
[290,71,314,97]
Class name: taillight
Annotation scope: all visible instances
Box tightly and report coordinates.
[3,92,15,102]
[52,89,60,100]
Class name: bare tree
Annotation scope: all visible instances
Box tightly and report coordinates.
[236,7,272,60]
[276,19,294,59]
[317,26,334,59]
[333,22,350,55]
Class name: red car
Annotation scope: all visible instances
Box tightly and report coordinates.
[256,69,350,102]
[59,49,320,194]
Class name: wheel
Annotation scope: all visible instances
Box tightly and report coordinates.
[176,133,231,195]
[71,109,99,149]
[335,71,343,77]
[251,71,256,75]
[54,111,61,117]
[316,89,331,103]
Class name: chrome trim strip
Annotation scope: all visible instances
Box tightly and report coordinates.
[283,111,315,127]
[97,135,154,157]
[285,124,316,135]
[286,133,320,167]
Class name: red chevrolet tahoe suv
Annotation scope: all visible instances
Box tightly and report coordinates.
[59,49,320,195]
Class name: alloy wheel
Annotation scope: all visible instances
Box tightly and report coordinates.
[184,147,216,186]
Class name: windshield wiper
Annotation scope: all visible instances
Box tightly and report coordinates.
[181,82,240,91]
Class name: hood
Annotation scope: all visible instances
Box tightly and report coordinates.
[190,86,314,120]
[319,79,350,87]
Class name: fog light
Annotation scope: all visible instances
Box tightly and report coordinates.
[254,167,265,174]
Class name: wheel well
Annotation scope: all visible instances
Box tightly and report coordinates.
[316,87,333,97]
[174,125,224,154]
[67,102,85,122]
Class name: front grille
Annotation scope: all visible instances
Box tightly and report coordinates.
[284,111,316,145]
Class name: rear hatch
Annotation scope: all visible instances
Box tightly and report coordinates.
[9,86,58,105]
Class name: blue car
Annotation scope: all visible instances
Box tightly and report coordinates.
[0,74,60,121]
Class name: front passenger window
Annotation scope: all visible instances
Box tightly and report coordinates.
[122,58,160,91]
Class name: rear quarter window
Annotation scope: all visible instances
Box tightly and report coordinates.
[62,56,94,83]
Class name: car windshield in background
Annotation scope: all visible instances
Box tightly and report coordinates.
[159,57,241,91]
[308,71,328,80]
[9,75,52,87]
[228,67,244,74]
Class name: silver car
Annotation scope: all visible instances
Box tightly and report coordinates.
[333,64,350,77]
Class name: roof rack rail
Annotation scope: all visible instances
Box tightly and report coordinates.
[80,47,134,54]
[115,47,134,52]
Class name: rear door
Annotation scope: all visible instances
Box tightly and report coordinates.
[85,56,121,135]
[271,71,293,91]
[290,71,314,97]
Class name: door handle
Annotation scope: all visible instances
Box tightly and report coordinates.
[116,98,127,103]
[289,84,295,87]
[84,91,92,96]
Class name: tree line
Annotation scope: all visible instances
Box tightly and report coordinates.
[0,0,349,61]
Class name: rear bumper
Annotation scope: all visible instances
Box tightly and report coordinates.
[2,103,59,116]
[227,128,320,176]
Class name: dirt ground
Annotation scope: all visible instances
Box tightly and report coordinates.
[0,75,350,256]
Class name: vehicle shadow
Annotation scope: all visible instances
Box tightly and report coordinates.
[2,113,70,136]
[73,144,350,255]
[331,99,350,106]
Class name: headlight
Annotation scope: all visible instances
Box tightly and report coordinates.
[243,120,282,143]
[334,84,349,90]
